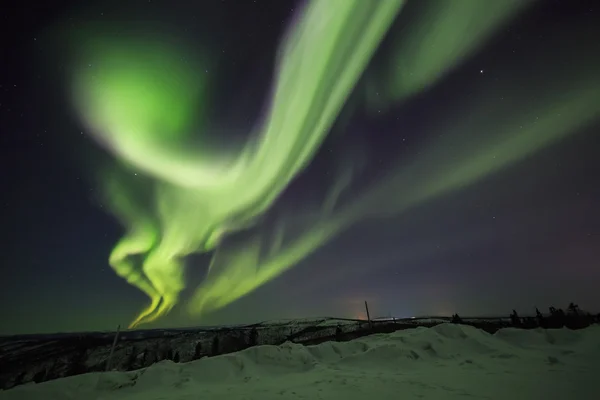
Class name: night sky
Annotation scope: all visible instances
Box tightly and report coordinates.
[1,0,599,335]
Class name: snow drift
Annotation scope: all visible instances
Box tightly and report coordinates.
[2,323,598,400]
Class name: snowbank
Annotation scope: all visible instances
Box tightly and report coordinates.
[2,323,598,400]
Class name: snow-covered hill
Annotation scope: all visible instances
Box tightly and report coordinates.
[2,323,598,400]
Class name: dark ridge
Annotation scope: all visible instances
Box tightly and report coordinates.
[1,303,598,390]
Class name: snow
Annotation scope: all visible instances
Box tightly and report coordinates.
[2,323,598,400]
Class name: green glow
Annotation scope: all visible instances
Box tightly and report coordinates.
[372,0,535,106]
[187,0,598,316]
[350,82,600,221]
[72,0,404,327]
[190,67,599,317]
[70,0,598,327]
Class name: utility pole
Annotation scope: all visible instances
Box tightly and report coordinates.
[364,301,372,330]
[96,324,122,396]
[106,325,121,372]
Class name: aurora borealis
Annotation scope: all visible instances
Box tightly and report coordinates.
[2,0,599,334]
[70,0,405,327]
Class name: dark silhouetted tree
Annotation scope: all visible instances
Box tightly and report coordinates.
[139,349,149,368]
[567,302,580,316]
[193,342,202,360]
[535,308,545,327]
[510,309,522,327]
[335,325,343,341]
[451,314,463,324]
[211,335,220,357]
[549,306,566,327]
[166,347,174,361]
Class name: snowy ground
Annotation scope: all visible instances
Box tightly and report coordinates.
[2,323,598,400]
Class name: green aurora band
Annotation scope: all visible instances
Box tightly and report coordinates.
[73,0,404,327]
[69,0,599,328]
